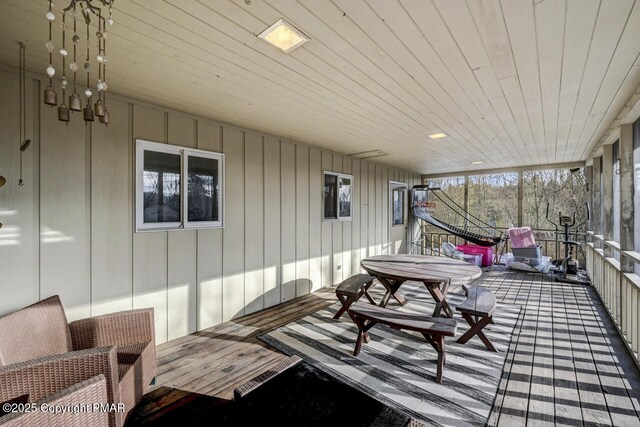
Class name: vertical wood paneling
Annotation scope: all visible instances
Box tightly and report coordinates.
[40,96,90,322]
[222,126,245,320]
[321,151,333,287]
[263,136,281,307]
[0,69,425,343]
[91,99,132,315]
[166,231,196,340]
[309,148,322,292]
[352,160,363,271]
[332,155,343,285]
[375,164,383,255]
[132,105,168,343]
[295,145,310,296]
[244,132,264,314]
[368,162,376,257]
[195,118,223,330]
[280,140,296,300]
[359,161,368,262]
[342,158,353,279]
[167,112,197,340]
[0,72,37,315]
[381,167,389,254]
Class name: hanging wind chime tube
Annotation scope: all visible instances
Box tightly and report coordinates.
[70,2,81,112]
[99,11,110,125]
[44,0,57,106]
[44,0,114,124]
[83,15,94,122]
[58,11,70,122]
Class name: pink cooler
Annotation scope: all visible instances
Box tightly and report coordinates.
[456,244,493,267]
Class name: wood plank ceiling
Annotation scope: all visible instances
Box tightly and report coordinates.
[0,0,639,175]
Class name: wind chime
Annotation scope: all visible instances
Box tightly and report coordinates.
[43,0,114,125]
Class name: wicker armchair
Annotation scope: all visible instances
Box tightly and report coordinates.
[0,374,110,426]
[0,296,156,427]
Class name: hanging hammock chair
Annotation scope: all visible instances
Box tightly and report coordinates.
[411,185,504,247]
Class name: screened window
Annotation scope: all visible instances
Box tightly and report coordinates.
[634,119,640,272]
[142,150,181,225]
[392,188,405,225]
[468,173,518,229]
[612,141,620,250]
[136,140,224,231]
[324,171,353,221]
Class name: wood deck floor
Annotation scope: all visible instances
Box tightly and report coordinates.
[141,266,640,426]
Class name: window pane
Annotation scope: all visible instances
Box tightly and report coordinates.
[143,150,181,223]
[522,168,588,261]
[612,142,620,252]
[188,156,219,222]
[421,177,467,242]
[634,118,640,274]
[468,173,518,229]
[339,177,352,218]
[324,174,337,219]
[393,189,404,225]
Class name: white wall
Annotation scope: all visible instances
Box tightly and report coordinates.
[0,68,421,343]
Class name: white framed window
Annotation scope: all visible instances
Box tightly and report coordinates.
[136,139,224,231]
[323,171,353,221]
[389,181,407,226]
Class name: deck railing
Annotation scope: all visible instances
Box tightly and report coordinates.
[585,233,640,364]
[414,225,588,264]
[415,225,639,365]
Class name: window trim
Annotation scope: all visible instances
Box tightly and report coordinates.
[183,149,225,229]
[135,139,225,232]
[323,171,354,222]
[389,180,407,227]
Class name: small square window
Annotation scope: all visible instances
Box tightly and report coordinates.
[324,171,353,221]
[392,188,405,226]
[185,153,223,228]
[136,140,224,231]
[143,150,181,225]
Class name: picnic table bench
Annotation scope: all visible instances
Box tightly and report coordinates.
[348,302,457,383]
[455,284,497,352]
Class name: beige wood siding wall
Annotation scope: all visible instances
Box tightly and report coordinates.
[0,68,421,344]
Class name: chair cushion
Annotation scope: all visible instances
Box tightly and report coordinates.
[0,296,72,367]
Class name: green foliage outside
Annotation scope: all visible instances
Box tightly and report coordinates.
[423,168,588,261]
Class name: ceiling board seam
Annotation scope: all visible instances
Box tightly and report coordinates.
[324,0,477,144]
[464,0,529,166]
[573,0,636,160]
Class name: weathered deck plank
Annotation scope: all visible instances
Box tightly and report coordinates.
[130,266,640,426]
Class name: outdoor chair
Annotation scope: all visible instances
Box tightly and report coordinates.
[0,374,110,426]
[0,296,157,427]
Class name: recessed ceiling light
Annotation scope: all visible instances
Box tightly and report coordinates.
[258,19,309,53]
[471,161,483,165]
[428,133,447,139]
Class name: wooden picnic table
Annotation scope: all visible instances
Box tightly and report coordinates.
[360,254,482,318]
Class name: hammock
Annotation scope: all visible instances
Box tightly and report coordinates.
[411,185,504,247]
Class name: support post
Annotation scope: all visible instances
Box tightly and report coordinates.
[463,176,469,225]
[584,165,593,232]
[517,171,523,227]
[592,156,602,247]
[620,124,635,273]
[602,145,614,257]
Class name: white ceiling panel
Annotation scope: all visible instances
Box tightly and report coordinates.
[0,0,638,174]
